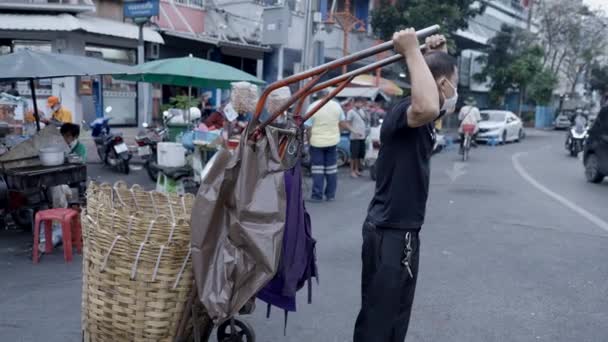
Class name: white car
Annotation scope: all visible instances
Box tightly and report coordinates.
[477,110,525,144]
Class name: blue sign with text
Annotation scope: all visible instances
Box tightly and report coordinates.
[124,0,159,18]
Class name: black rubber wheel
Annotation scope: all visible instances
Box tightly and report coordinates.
[337,148,349,168]
[122,159,130,174]
[569,149,578,157]
[501,130,507,144]
[585,154,605,183]
[516,129,523,142]
[462,136,470,162]
[145,161,159,182]
[217,319,255,342]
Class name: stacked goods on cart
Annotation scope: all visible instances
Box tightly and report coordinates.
[230,82,258,114]
[81,182,196,342]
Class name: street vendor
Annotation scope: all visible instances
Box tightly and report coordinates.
[43,96,73,124]
[60,123,87,161]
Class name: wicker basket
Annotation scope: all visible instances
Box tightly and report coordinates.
[82,182,195,342]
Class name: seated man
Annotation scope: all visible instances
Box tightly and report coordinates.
[60,123,87,161]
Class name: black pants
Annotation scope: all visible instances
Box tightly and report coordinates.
[354,222,420,342]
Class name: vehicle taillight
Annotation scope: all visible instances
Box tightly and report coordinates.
[373,141,381,149]
[135,139,146,146]
[114,136,123,143]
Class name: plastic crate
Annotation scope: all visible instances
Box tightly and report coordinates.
[167,123,190,142]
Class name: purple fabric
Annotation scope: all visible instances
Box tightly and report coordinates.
[257,161,317,312]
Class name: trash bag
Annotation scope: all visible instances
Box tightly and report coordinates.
[190,122,290,323]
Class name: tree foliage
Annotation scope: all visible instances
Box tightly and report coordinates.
[536,0,608,93]
[370,0,485,42]
[474,25,552,106]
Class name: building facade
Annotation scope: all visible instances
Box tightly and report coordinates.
[0,0,164,126]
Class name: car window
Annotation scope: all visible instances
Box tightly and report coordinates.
[480,112,506,122]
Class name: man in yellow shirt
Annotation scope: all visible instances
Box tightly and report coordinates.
[44,96,73,124]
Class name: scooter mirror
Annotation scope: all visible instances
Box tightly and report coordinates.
[105,106,113,114]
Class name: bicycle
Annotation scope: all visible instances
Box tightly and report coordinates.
[461,124,476,162]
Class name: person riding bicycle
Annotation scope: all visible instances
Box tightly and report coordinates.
[458,97,481,154]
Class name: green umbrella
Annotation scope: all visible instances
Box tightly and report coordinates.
[114,55,264,88]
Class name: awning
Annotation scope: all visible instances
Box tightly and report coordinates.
[0,13,164,44]
[162,30,271,53]
[327,86,391,102]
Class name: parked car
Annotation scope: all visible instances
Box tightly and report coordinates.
[583,108,608,183]
[554,112,572,130]
[477,110,525,144]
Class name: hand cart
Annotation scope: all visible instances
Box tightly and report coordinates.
[173,24,441,342]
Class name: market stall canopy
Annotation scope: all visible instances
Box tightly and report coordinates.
[0,49,135,130]
[0,49,135,81]
[351,74,403,96]
[327,86,391,102]
[113,55,265,88]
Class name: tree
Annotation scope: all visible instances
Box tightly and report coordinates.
[529,70,558,106]
[370,0,485,42]
[536,0,608,94]
[474,25,554,112]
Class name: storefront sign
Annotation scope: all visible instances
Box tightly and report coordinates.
[79,76,93,95]
[124,0,159,18]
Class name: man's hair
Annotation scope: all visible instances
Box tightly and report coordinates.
[60,123,81,138]
[423,51,457,80]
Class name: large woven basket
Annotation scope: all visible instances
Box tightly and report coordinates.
[82,182,195,342]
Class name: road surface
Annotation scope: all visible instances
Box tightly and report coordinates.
[1,130,607,342]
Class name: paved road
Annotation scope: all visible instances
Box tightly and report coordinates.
[1,130,607,342]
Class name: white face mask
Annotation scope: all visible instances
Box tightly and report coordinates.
[440,79,458,114]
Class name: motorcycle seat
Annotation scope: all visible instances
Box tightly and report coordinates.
[158,166,191,179]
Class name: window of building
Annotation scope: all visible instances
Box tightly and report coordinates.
[174,0,204,8]
[85,45,138,125]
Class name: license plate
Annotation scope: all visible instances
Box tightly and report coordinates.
[138,145,152,156]
[114,143,128,154]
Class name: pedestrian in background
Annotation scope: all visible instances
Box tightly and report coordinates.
[344,97,369,178]
[305,91,345,202]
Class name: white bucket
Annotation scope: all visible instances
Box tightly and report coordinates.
[157,142,186,167]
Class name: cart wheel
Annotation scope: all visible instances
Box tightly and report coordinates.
[217,319,255,342]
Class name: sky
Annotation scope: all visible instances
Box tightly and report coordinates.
[583,0,608,12]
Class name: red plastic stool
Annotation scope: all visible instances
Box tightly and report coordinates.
[33,208,82,263]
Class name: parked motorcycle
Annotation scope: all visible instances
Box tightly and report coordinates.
[84,107,132,174]
[135,112,174,182]
[565,123,588,157]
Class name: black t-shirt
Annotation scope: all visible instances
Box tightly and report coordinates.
[366,97,436,229]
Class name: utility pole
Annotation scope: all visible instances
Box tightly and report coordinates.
[326,0,366,74]
[301,0,313,75]
[137,21,147,124]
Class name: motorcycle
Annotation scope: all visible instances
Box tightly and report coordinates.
[135,111,173,182]
[83,107,132,174]
[565,123,588,157]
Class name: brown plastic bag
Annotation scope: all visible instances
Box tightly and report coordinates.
[190,123,287,323]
